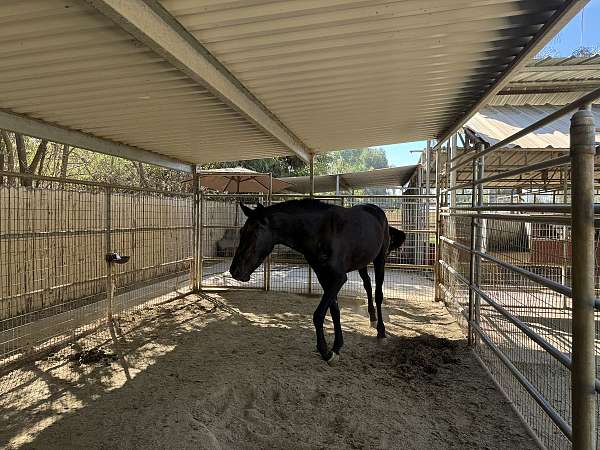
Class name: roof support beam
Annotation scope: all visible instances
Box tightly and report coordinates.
[433,0,590,151]
[0,109,192,172]
[86,0,311,163]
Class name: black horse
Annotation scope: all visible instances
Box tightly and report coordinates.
[229,199,406,364]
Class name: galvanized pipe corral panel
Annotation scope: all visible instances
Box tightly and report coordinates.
[570,106,597,450]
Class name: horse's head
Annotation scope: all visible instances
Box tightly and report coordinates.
[229,203,274,282]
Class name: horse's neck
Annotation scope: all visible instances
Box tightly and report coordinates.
[269,210,315,253]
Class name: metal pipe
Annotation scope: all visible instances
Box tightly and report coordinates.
[199,179,204,290]
[272,193,437,199]
[450,86,600,173]
[265,178,273,292]
[449,135,457,210]
[433,140,443,302]
[561,167,569,309]
[440,236,572,298]
[308,154,315,293]
[309,153,315,198]
[450,204,600,214]
[468,143,484,346]
[439,211,580,226]
[443,154,572,193]
[192,165,200,292]
[470,320,573,440]
[570,105,597,450]
[474,149,485,344]
[439,258,600,393]
[471,351,547,450]
[104,187,113,321]
[440,261,600,392]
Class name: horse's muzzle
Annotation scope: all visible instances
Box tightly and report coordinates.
[229,266,250,282]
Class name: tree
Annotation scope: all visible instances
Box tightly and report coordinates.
[60,144,71,179]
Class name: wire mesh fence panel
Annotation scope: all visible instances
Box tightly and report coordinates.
[338,196,435,302]
[200,193,265,290]
[437,144,599,449]
[0,175,193,369]
[109,188,193,315]
[201,193,436,302]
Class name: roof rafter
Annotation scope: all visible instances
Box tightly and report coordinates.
[0,109,193,172]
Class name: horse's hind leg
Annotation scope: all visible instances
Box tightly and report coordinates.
[373,253,386,338]
[359,267,376,327]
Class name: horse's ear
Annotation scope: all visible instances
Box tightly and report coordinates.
[240,203,255,218]
[255,203,265,211]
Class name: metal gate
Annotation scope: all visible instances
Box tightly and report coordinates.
[436,99,599,449]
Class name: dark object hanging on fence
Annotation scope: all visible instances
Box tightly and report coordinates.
[105,252,130,264]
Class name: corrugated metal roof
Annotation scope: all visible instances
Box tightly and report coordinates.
[281,165,417,194]
[163,0,580,153]
[0,1,586,167]
[0,0,291,164]
[490,56,600,106]
[466,105,600,148]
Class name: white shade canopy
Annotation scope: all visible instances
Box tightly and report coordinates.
[199,167,290,193]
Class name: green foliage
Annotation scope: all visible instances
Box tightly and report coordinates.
[1,129,391,193]
[203,147,389,179]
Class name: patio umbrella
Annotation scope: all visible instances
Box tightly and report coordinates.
[198,167,290,194]
[198,167,290,225]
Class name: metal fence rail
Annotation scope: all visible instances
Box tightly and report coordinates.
[437,93,599,449]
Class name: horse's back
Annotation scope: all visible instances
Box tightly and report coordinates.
[352,203,388,225]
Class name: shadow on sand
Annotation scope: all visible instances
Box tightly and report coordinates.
[1,291,535,450]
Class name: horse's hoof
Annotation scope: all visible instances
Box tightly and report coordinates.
[377,332,387,339]
[326,352,339,366]
[370,321,377,329]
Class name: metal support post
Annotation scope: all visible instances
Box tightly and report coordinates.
[192,165,200,292]
[570,105,596,450]
[424,143,431,266]
[309,153,315,198]
[264,175,273,291]
[105,187,113,321]
[308,153,314,293]
[562,167,569,309]
[199,175,204,290]
[433,140,442,302]
[468,143,484,346]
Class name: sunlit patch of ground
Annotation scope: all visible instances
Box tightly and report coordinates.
[1,291,534,449]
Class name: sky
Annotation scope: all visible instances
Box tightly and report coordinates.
[380,1,600,167]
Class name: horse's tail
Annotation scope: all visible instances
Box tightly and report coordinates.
[388,226,406,253]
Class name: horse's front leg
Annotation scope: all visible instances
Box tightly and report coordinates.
[313,270,347,364]
[313,295,331,360]
[329,299,343,354]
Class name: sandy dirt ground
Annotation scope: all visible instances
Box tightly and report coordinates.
[1,290,536,450]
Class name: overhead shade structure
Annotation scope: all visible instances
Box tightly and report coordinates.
[282,166,417,194]
[0,1,587,171]
[199,167,290,193]
[466,105,600,149]
[490,55,600,107]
